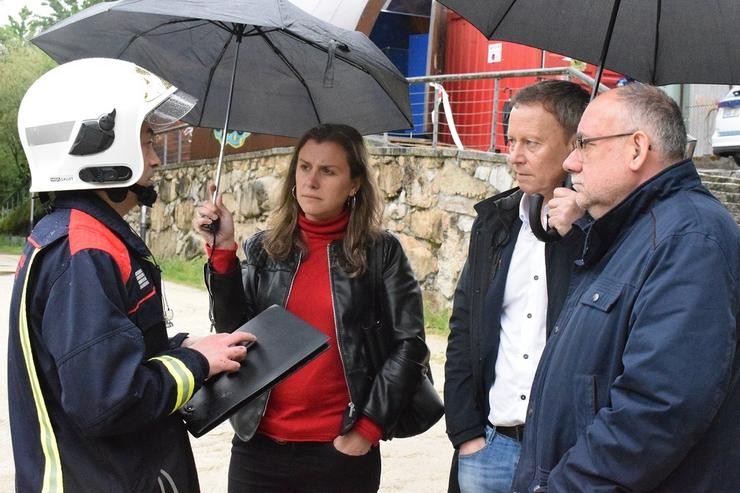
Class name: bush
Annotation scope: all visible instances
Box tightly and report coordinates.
[0,234,24,254]
[0,199,41,235]
[157,255,208,289]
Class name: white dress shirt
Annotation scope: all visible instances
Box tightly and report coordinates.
[488,194,548,426]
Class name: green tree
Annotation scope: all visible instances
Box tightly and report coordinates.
[0,7,37,43]
[0,0,106,203]
[34,0,107,32]
[0,42,55,200]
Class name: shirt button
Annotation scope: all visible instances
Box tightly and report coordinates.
[520,394,527,400]
[553,325,559,333]
[533,275,539,280]
[592,292,600,302]
[523,354,529,359]
[526,313,532,319]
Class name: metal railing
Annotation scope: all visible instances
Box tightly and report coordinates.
[0,183,30,218]
[154,67,722,159]
[386,66,606,152]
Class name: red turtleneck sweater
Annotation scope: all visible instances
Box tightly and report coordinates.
[208,212,382,444]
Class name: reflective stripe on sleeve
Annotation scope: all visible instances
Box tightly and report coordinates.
[149,355,196,414]
[18,248,64,493]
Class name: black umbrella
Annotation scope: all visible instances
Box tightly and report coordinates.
[438,0,740,240]
[33,0,412,198]
[437,0,740,99]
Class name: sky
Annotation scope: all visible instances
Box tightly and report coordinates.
[0,0,49,25]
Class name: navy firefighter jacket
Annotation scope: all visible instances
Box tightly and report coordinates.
[7,193,209,493]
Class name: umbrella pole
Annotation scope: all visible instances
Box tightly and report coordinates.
[590,0,622,100]
[532,0,622,243]
[212,26,244,203]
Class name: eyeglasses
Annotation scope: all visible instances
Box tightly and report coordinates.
[572,131,636,152]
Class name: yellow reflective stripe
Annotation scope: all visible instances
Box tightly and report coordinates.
[18,248,63,493]
[149,355,195,414]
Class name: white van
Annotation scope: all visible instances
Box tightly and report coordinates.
[711,86,740,166]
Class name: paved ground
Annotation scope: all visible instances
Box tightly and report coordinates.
[0,253,452,492]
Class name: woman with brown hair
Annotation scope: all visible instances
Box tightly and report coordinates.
[194,123,428,493]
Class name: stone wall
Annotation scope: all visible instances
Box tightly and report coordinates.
[141,145,513,310]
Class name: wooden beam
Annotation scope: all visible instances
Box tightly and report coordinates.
[356,0,385,34]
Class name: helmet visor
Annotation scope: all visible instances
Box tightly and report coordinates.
[146,89,197,131]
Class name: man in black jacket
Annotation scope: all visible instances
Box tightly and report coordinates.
[444,80,588,493]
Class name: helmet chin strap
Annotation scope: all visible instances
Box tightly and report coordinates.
[129,184,158,207]
[105,184,158,207]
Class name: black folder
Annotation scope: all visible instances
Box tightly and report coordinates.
[181,305,330,437]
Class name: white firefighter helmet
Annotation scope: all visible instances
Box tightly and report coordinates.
[17,58,197,193]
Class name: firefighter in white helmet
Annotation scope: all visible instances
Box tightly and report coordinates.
[9,58,255,492]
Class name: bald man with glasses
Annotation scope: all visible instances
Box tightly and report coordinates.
[512,83,740,493]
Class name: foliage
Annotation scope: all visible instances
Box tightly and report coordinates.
[0,234,24,255]
[0,42,55,201]
[0,7,36,42]
[424,307,450,336]
[0,197,45,235]
[157,255,208,289]
[0,0,108,204]
[33,0,108,33]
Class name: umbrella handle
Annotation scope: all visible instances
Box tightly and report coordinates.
[529,193,561,242]
[529,175,573,242]
[202,218,221,234]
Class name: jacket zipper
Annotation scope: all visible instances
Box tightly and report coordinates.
[327,243,355,417]
[258,253,303,417]
[283,253,301,308]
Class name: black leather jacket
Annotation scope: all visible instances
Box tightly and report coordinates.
[207,230,428,441]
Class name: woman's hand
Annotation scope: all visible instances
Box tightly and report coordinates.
[333,430,372,456]
[193,184,236,249]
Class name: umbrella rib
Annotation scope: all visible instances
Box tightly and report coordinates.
[196,34,234,128]
[488,0,518,37]
[279,29,412,129]
[117,19,210,57]
[211,20,259,37]
[255,27,322,123]
[652,0,661,82]
[278,29,412,129]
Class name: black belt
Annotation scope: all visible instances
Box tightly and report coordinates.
[489,421,525,441]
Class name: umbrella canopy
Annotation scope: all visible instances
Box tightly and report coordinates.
[32,0,412,138]
[437,0,740,87]
[439,0,740,241]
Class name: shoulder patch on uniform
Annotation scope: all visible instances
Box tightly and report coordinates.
[134,268,150,289]
[68,209,132,282]
[15,253,27,279]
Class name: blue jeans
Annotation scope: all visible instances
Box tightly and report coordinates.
[457,425,521,493]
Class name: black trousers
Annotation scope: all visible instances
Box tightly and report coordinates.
[228,433,381,493]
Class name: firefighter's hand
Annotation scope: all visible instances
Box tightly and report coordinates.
[189,332,256,378]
